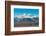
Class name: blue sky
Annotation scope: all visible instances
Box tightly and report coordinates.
[14,8,39,16]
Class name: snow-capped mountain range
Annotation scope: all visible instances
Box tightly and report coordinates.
[14,13,38,18]
[14,13,39,27]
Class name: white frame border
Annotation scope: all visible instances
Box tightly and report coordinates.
[11,5,42,31]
